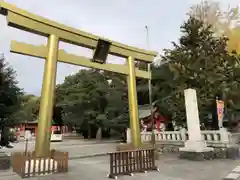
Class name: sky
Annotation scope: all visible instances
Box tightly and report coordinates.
[0,0,239,95]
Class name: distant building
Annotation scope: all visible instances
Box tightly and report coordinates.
[138,104,170,131]
[13,120,69,136]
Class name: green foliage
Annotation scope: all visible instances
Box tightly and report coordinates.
[188,0,240,54]
[0,55,22,126]
[188,0,240,35]
[12,94,40,123]
[56,69,129,132]
[153,17,240,124]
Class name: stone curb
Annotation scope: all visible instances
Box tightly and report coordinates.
[69,152,109,160]
[224,165,240,180]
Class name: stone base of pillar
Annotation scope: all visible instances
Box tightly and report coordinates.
[179,140,214,161]
[226,146,240,160]
[0,152,10,170]
[179,150,214,161]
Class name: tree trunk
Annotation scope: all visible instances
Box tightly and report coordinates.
[96,127,102,140]
[88,124,91,139]
[0,126,9,147]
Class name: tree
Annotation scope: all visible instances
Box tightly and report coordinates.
[227,27,240,54]
[0,54,22,146]
[102,71,129,132]
[153,17,239,125]
[56,69,128,138]
[188,0,240,54]
[12,94,40,123]
[188,1,240,34]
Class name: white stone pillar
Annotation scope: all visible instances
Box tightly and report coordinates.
[179,89,213,153]
[219,128,230,144]
[180,128,187,141]
[126,128,132,143]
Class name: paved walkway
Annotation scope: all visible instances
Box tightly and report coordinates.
[1,140,240,179]
[0,140,117,158]
[2,154,239,180]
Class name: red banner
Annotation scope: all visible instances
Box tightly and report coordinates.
[216,100,224,128]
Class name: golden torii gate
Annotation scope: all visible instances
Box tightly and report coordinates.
[0,1,157,157]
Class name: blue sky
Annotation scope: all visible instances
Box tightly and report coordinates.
[0,0,239,95]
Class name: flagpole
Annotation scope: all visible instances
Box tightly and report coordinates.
[145,25,155,149]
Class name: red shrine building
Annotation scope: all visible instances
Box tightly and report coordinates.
[13,120,69,136]
[138,104,169,131]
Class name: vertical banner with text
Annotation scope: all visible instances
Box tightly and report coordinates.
[216,100,224,128]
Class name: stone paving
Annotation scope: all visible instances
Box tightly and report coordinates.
[4,154,239,180]
[0,140,117,158]
[0,140,240,180]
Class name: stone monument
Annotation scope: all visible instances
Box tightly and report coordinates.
[179,88,214,160]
